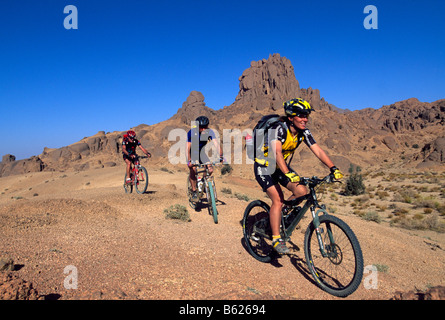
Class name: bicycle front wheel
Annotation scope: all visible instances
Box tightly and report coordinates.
[135,167,148,194]
[124,173,133,193]
[304,215,363,297]
[207,180,218,224]
[242,200,274,263]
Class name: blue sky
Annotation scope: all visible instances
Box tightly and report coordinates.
[1,0,444,160]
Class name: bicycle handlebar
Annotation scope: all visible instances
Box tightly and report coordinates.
[190,161,224,168]
[299,173,341,186]
[283,173,340,207]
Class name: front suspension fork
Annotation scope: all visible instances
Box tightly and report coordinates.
[310,206,334,258]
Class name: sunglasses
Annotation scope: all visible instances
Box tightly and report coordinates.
[295,114,310,119]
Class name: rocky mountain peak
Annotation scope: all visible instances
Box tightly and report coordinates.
[233,53,299,111]
[231,53,338,113]
[1,54,444,177]
[171,90,216,125]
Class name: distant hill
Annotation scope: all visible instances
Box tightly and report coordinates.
[1,53,444,177]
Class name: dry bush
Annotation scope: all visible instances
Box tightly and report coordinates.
[164,204,191,222]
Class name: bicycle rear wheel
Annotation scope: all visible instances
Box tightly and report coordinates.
[135,167,148,194]
[304,215,363,297]
[124,173,133,193]
[206,180,218,224]
[242,200,274,263]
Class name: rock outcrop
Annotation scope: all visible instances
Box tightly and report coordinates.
[1,53,444,176]
[171,90,216,126]
[234,53,300,111]
[0,155,45,177]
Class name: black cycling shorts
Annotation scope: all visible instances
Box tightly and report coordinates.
[254,162,296,192]
[123,153,137,162]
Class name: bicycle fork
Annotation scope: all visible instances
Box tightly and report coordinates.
[311,206,336,258]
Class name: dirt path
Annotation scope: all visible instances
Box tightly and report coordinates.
[1,166,444,300]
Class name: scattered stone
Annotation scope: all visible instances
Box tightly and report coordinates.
[392,286,445,300]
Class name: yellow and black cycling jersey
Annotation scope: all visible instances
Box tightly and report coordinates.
[255,122,316,166]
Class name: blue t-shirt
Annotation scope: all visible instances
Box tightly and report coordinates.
[187,128,216,162]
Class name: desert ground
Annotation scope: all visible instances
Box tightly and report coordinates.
[1,162,444,300]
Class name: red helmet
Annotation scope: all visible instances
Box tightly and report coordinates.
[127,130,136,138]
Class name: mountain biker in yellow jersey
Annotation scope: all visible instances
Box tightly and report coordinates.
[253,98,343,254]
[186,116,224,202]
[122,130,151,183]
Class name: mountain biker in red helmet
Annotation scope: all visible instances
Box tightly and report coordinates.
[254,98,343,254]
[122,130,151,183]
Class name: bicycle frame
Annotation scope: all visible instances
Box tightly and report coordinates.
[281,176,336,258]
[124,155,149,194]
[188,161,220,223]
[243,173,363,297]
[190,162,218,199]
[131,161,140,181]
[130,157,145,183]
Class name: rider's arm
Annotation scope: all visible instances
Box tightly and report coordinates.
[270,139,289,174]
[122,144,129,156]
[186,141,192,164]
[139,145,151,157]
[309,143,335,168]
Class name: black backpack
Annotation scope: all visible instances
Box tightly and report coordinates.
[246,114,288,162]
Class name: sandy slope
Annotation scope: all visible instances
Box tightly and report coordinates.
[1,164,444,300]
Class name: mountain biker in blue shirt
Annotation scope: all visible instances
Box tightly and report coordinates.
[186,116,223,202]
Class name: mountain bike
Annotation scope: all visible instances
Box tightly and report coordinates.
[123,155,149,194]
[242,173,364,297]
[187,162,220,224]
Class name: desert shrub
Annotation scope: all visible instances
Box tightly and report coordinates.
[221,164,233,175]
[160,167,173,174]
[391,213,445,232]
[352,210,365,217]
[437,205,445,216]
[164,204,190,222]
[327,205,337,214]
[394,189,417,203]
[423,214,443,231]
[413,213,424,220]
[234,192,250,202]
[221,187,232,195]
[376,190,389,200]
[374,264,390,273]
[414,198,438,209]
[393,207,409,216]
[362,211,381,223]
[344,165,366,196]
